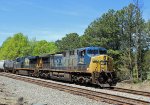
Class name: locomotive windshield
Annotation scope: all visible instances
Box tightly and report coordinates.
[87,49,98,54]
[99,50,107,54]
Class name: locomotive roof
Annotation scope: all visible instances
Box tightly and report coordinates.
[39,54,51,58]
[16,56,39,60]
[27,56,39,59]
[39,52,64,58]
[61,47,107,52]
[77,46,107,51]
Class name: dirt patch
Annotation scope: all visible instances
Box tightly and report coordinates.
[116,80,150,92]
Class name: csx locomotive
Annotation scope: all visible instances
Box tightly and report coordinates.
[0,47,117,87]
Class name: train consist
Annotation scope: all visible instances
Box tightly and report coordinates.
[0,47,118,87]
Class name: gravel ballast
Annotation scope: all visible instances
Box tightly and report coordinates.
[19,74,150,102]
[0,76,110,105]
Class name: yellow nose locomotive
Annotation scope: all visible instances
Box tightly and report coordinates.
[88,55,117,87]
[35,47,118,87]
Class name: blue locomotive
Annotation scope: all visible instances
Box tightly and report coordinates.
[1,47,117,87]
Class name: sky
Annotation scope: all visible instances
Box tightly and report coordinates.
[0,0,150,46]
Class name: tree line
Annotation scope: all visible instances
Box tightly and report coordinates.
[0,3,150,81]
[0,34,58,59]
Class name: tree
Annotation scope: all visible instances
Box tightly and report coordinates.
[133,0,145,80]
[0,33,30,59]
[143,50,150,79]
[0,33,59,59]
[32,40,58,56]
[119,4,137,79]
[56,33,81,51]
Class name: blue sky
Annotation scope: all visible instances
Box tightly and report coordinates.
[0,0,150,45]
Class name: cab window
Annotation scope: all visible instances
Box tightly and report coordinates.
[16,58,21,62]
[79,50,86,57]
[99,50,107,54]
[87,49,98,54]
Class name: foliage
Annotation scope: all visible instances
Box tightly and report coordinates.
[0,33,30,59]
[142,50,150,79]
[56,33,81,51]
[0,33,58,60]
[32,40,58,56]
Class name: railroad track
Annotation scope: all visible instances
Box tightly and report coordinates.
[0,72,150,105]
[109,87,150,97]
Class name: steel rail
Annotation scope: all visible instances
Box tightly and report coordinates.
[0,72,150,105]
[109,87,150,97]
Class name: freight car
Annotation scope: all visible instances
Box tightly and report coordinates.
[3,47,118,87]
[4,60,15,72]
[0,60,5,72]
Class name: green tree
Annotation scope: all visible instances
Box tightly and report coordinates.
[0,33,30,59]
[143,50,150,80]
[56,33,81,51]
[140,20,150,80]
[118,4,137,80]
[0,33,58,59]
[83,10,120,49]
[32,40,58,56]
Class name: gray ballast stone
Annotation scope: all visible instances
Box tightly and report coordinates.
[0,76,110,105]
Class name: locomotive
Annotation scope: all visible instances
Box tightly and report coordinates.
[0,47,118,87]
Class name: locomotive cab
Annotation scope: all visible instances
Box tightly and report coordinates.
[77,47,107,71]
